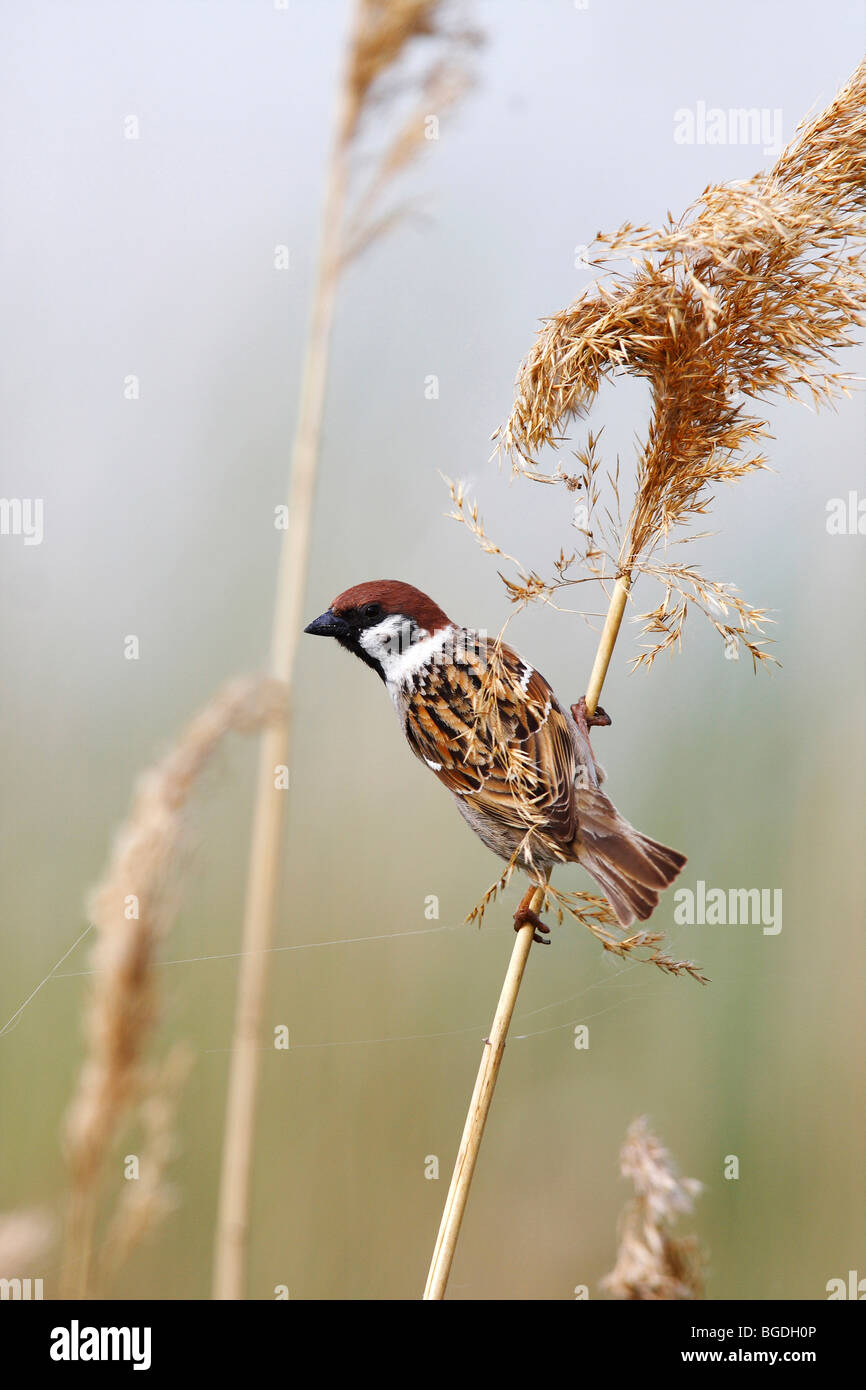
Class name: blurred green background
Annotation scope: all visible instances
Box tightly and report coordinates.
[1,0,864,1300]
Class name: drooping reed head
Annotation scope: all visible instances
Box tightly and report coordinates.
[338,0,479,261]
[64,676,287,1190]
[62,676,286,1296]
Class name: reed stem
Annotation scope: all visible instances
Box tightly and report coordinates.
[212,4,360,1302]
[423,883,542,1300]
[584,574,630,715]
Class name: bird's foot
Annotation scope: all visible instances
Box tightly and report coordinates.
[513,902,551,945]
[571,694,612,733]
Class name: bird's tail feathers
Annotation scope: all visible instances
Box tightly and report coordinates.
[575,787,686,927]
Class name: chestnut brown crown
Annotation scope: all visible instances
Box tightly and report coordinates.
[330,580,452,633]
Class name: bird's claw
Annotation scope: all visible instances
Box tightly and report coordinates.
[571,694,612,730]
[513,905,551,945]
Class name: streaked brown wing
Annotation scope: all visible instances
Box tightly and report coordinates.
[403,638,578,846]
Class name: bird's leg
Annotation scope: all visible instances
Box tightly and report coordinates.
[513,882,551,945]
[570,695,611,784]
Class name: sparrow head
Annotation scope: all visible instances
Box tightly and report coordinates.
[304,580,453,682]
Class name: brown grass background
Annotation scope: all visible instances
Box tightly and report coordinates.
[1,0,864,1298]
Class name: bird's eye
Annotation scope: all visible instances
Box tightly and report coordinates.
[360,602,383,622]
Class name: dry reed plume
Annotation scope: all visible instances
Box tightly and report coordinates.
[603,1117,704,1300]
[426,62,866,1299]
[100,1044,194,1282]
[62,676,286,1299]
[214,0,477,1300]
[495,57,866,669]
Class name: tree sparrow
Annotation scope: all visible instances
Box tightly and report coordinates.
[305,580,685,941]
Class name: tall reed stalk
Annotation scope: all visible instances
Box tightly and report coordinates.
[211,14,357,1308]
[212,0,476,1300]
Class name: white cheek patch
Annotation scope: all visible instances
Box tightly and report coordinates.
[359,618,454,690]
[358,614,412,670]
